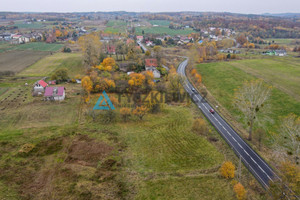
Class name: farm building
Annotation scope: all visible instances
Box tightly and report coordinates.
[44,87,65,101]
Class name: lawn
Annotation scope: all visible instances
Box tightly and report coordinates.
[18,53,83,77]
[149,20,171,26]
[0,50,50,73]
[136,27,195,36]
[196,59,300,145]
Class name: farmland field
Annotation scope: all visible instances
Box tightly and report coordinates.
[0,51,49,73]
[135,26,195,36]
[195,58,300,145]
[149,20,171,26]
[10,22,44,29]
[0,42,63,52]
[106,20,127,27]
[18,52,83,77]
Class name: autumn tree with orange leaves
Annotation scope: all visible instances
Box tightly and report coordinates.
[78,33,103,67]
[234,183,246,200]
[81,76,93,103]
[220,161,235,179]
[128,73,146,88]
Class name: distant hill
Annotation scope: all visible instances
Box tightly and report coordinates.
[262,13,300,18]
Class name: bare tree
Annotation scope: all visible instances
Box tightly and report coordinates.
[234,80,272,141]
[280,113,300,164]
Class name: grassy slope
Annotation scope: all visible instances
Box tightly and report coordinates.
[196,59,300,144]
[18,53,83,77]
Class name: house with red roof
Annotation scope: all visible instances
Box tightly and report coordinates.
[33,80,48,95]
[145,58,160,78]
[44,87,65,101]
[106,45,116,54]
[136,36,143,42]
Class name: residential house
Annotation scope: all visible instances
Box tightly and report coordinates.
[136,35,143,42]
[44,87,66,101]
[107,45,116,54]
[275,50,287,56]
[33,80,48,96]
[145,58,160,78]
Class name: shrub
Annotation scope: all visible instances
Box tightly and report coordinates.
[220,161,235,179]
[234,183,246,200]
[192,118,208,135]
[120,107,131,122]
[101,110,117,123]
[132,106,148,120]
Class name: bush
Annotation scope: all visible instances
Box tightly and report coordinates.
[192,118,208,135]
[63,47,72,53]
[234,183,246,200]
[100,110,117,123]
[120,107,131,122]
[220,161,235,179]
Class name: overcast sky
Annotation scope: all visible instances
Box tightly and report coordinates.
[1,0,300,14]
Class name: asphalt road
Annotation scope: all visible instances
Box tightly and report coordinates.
[177,58,278,188]
[137,41,148,52]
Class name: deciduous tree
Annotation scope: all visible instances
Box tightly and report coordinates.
[220,161,235,179]
[234,80,272,141]
[279,113,300,163]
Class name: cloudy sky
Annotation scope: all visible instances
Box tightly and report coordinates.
[1,0,300,14]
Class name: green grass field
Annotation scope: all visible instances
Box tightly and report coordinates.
[11,42,63,51]
[10,22,44,29]
[106,20,128,27]
[196,58,300,145]
[120,105,224,173]
[136,176,235,200]
[18,53,83,77]
[0,42,63,52]
[149,20,171,26]
[136,27,195,36]
[104,27,126,33]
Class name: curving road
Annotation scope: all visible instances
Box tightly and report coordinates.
[177,58,278,189]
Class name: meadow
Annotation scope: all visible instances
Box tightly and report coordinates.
[195,57,300,146]
[149,20,171,26]
[0,42,63,52]
[135,27,195,36]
